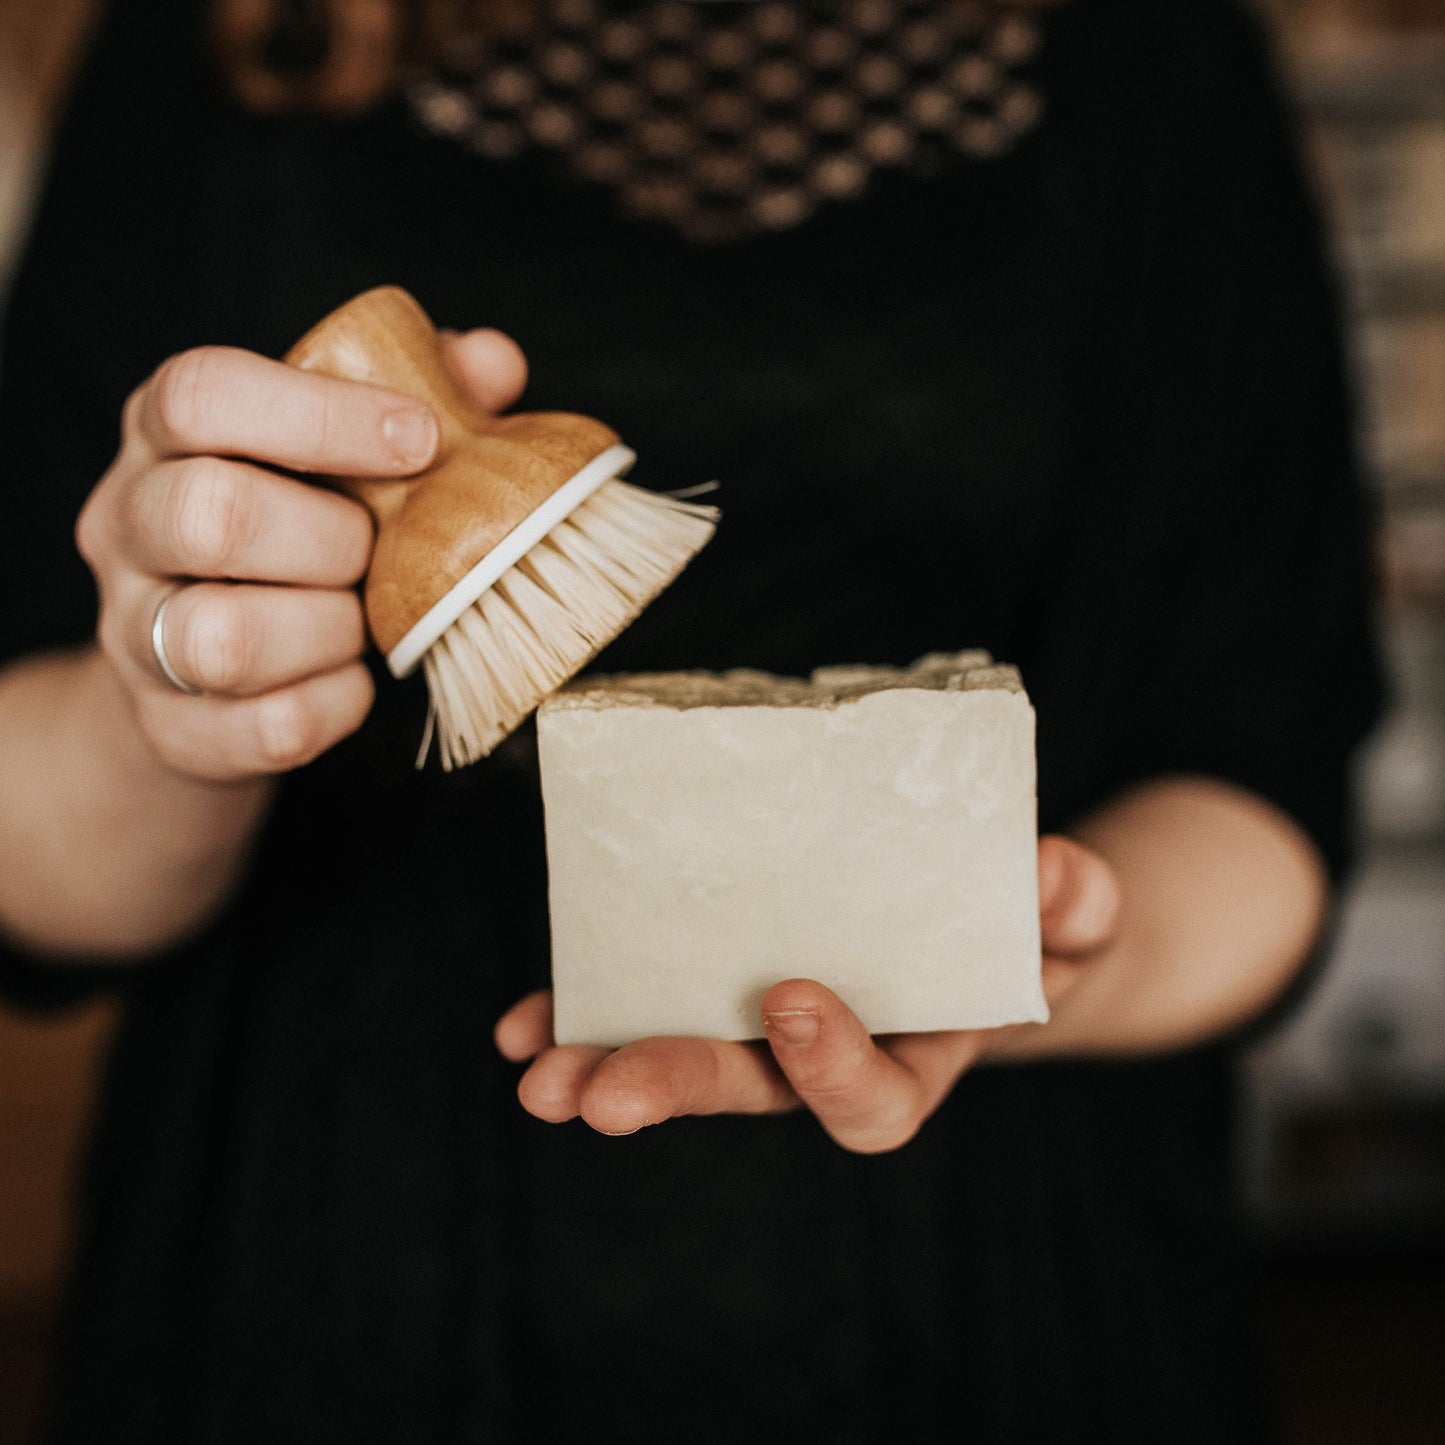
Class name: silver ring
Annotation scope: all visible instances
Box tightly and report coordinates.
[151,587,202,696]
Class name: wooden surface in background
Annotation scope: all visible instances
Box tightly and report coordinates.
[0,1001,117,1312]
[0,999,118,1445]
[0,0,96,123]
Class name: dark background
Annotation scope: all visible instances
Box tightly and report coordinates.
[0,2,1441,1440]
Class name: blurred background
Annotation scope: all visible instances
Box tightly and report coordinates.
[1243,6,1445,1440]
[0,2,1441,1441]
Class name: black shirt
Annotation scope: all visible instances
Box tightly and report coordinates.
[0,1,1381,1439]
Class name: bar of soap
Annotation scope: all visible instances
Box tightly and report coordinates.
[538,651,1046,1047]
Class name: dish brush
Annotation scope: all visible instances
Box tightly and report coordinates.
[285,286,719,769]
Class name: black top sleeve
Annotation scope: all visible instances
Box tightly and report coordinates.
[0,0,217,1004]
[1145,7,1383,880]
[1039,0,1383,881]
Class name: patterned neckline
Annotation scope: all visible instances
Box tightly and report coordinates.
[409,0,1052,244]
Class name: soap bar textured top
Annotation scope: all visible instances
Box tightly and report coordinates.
[538,651,1046,1047]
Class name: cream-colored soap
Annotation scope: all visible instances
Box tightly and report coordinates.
[538,651,1046,1047]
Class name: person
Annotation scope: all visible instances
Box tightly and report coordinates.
[0,0,1381,1438]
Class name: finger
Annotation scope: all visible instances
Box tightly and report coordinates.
[760,979,934,1154]
[576,1037,796,1136]
[494,990,556,1062]
[441,328,528,414]
[141,581,366,698]
[518,1045,612,1124]
[135,661,375,782]
[139,345,439,475]
[881,1029,987,1102]
[124,456,374,584]
[1037,835,1122,959]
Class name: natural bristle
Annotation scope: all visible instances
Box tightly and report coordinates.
[419,480,719,769]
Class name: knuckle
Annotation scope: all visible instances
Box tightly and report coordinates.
[74,492,104,569]
[187,593,256,693]
[147,347,227,445]
[75,463,130,574]
[171,458,253,574]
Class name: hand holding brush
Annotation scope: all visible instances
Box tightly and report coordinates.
[78,287,715,780]
[75,317,530,781]
[0,322,527,955]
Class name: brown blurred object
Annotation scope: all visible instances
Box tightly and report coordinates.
[213,0,405,117]
[0,0,95,116]
[1272,0,1445,57]
[1268,0,1445,154]
[0,1002,118,1445]
[1254,0,1445,854]
[1246,10,1445,1445]
[0,0,97,285]
[1280,0,1445,28]
[0,10,110,1445]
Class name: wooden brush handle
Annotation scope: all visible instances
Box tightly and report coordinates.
[285,286,621,658]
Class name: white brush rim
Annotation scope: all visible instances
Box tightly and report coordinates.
[385,443,638,678]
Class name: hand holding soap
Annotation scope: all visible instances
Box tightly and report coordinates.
[538,651,1046,1047]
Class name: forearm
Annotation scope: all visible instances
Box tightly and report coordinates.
[996,776,1329,1059]
[0,645,273,960]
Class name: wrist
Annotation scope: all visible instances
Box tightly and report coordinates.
[4,645,276,958]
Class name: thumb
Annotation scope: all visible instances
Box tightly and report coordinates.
[761,979,933,1154]
[1037,835,1121,959]
[440,327,529,415]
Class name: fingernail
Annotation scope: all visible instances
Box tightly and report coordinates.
[599,1126,643,1137]
[382,406,437,467]
[763,1008,820,1045]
